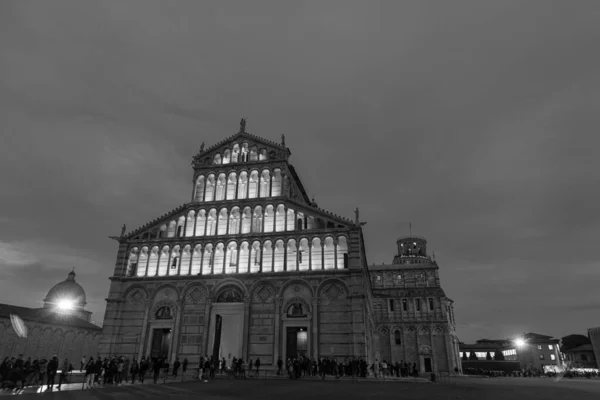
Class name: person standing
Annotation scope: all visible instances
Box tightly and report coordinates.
[57,358,69,390]
[254,358,260,377]
[84,358,95,389]
[182,358,188,376]
[46,356,59,391]
[172,358,180,378]
[277,357,283,376]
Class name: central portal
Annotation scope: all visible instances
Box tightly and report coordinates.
[208,303,245,360]
[286,327,308,359]
[150,328,172,358]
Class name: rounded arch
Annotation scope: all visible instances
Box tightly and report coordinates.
[151,299,178,319]
[122,285,149,300]
[211,278,248,299]
[152,283,180,301]
[278,278,314,298]
[317,278,349,296]
[249,280,277,301]
[282,296,312,315]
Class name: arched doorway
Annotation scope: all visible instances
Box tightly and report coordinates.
[207,285,246,362]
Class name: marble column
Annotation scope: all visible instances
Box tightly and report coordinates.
[273,296,281,362]
[203,298,214,357]
[137,300,151,360]
[311,297,319,360]
[242,297,251,360]
[170,299,185,363]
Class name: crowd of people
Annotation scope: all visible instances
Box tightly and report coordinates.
[0,354,72,391]
[462,367,600,379]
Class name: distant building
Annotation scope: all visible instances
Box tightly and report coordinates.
[563,344,597,369]
[0,270,101,362]
[588,327,600,369]
[459,332,563,372]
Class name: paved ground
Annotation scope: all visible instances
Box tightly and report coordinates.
[3,375,600,399]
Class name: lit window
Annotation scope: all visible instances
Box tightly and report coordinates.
[502,349,517,356]
[548,345,553,350]
[550,354,555,361]
[475,352,487,358]
[539,354,544,360]
[537,345,542,350]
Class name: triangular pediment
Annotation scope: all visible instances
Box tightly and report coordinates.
[192,131,290,167]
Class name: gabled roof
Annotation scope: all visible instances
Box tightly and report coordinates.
[524,332,555,340]
[192,130,290,166]
[122,203,188,240]
[0,303,101,331]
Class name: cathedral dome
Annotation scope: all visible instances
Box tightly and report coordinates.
[43,270,87,309]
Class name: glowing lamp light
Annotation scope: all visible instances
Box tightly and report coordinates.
[514,338,526,347]
[57,299,75,311]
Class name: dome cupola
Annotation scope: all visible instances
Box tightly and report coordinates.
[43,269,87,310]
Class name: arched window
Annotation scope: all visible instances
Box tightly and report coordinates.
[136,247,148,277]
[394,330,402,345]
[250,241,261,273]
[213,243,225,274]
[190,244,202,275]
[248,170,259,198]
[225,242,237,274]
[167,221,176,238]
[252,206,263,233]
[336,236,348,269]
[213,153,222,164]
[223,149,231,164]
[237,171,248,199]
[205,174,216,202]
[298,238,309,271]
[306,216,315,230]
[176,216,185,238]
[194,175,205,202]
[232,144,240,163]
[286,208,295,231]
[271,169,282,196]
[262,240,273,272]
[155,306,173,320]
[259,148,268,161]
[158,224,167,239]
[238,241,250,273]
[249,146,258,161]
[229,207,241,235]
[241,207,252,234]
[311,238,322,270]
[147,246,159,276]
[241,143,249,162]
[126,248,139,277]
[216,173,226,201]
[264,205,274,233]
[260,169,271,198]
[206,209,217,236]
[185,211,195,237]
[180,245,192,275]
[201,244,213,275]
[273,240,285,272]
[217,208,228,235]
[169,245,181,275]
[275,204,285,231]
[157,245,170,276]
[323,236,335,270]
[227,172,237,200]
[195,210,206,236]
[287,239,297,271]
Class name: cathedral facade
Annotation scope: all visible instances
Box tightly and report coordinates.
[99,121,460,374]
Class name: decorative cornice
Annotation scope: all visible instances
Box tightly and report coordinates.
[123,203,189,239]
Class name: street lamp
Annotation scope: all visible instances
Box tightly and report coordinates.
[514,338,526,348]
[57,299,75,311]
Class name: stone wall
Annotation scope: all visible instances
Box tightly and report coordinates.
[0,317,101,364]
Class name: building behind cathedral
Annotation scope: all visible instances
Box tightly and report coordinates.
[99,121,461,374]
[0,271,101,361]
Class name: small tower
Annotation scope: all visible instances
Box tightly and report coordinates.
[393,235,428,263]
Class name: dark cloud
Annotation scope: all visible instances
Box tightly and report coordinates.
[1,0,600,342]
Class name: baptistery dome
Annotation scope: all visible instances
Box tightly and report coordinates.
[43,270,87,309]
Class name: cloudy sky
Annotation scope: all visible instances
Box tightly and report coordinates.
[1,0,599,343]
